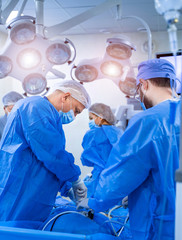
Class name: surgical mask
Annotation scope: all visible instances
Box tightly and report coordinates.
[89,119,96,129]
[140,101,146,111]
[60,109,75,124]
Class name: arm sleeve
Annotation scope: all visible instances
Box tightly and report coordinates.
[89,116,157,212]
[23,114,80,183]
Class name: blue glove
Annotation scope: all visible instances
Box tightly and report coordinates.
[72,178,87,202]
[76,198,89,210]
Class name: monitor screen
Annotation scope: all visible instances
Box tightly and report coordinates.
[156,51,182,93]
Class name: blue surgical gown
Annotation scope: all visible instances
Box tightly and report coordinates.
[0,114,7,140]
[88,99,180,240]
[81,125,123,197]
[0,96,80,228]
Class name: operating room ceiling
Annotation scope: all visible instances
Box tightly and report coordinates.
[2,0,182,36]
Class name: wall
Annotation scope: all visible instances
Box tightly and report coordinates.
[0,30,181,178]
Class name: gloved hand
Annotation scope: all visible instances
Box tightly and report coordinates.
[67,188,76,202]
[72,178,87,202]
[76,198,89,210]
[122,196,128,209]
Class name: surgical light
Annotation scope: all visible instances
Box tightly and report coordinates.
[75,65,98,82]
[100,61,123,78]
[0,56,12,78]
[46,43,71,65]
[8,16,36,45]
[72,37,136,96]
[23,73,47,95]
[17,48,41,69]
[119,77,136,96]
[0,16,76,95]
[106,38,136,60]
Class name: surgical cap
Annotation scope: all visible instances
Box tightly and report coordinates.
[52,80,91,108]
[89,103,116,125]
[136,59,177,85]
[2,91,23,106]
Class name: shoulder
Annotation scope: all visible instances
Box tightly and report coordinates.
[125,99,180,142]
[82,127,108,147]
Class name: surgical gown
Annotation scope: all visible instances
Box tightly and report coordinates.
[0,96,80,229]
[88,99,180,240]
[0,114,7,140]
[81,125,123,197]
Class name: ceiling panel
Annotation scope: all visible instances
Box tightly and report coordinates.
[1,0,182,35]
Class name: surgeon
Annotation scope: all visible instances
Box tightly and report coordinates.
[0,91,23,140]
[0,80,90,229]
[81,103,123,197]
[78,59,180,240]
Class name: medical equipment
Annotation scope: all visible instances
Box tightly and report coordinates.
[154,0,182,55]
[71,37,136,97]
[115,98,142,130]
[71,14,153,97]
[0,0,124,95]
[0,15,76,95]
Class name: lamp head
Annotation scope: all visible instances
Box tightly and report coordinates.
[106,37,136,60]
[0,16,76,95]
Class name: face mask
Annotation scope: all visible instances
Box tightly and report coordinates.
[60,109,75,124]
[140,101,146,110]
[89,119,96,129]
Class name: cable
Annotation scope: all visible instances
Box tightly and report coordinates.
[41,211,87,231]
[107,204,130,237]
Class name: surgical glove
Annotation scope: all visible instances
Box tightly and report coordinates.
[68,188,76,202]
[77,198,89,210]
[122,196,128,209]
[72,178,87,202]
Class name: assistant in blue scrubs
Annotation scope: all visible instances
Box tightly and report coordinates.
[78,59,180,240]
[81,103,123,197]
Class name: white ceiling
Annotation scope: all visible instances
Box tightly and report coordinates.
[2,0,182,36]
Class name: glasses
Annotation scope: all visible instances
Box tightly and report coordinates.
[134,83,141,102]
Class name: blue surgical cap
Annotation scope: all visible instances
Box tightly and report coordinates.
[2,91,23,106]
[136,59,176,85]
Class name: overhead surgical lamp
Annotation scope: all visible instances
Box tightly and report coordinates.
[0,16,76,95]
[9,17,36,45]
[106,37,134,60]
[72,37,136,96]
[74,58,101,82]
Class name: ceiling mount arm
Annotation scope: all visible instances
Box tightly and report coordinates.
[118,16,152,59]
[34,0,45,36]
[44,0,122,38]
[17,0,28,17]
[1,0,20,24]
